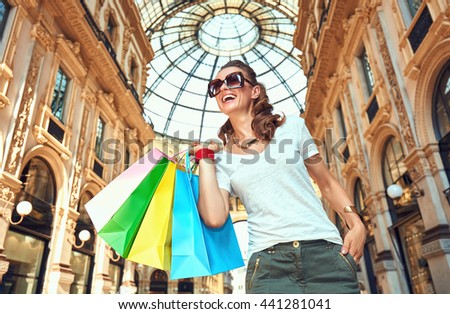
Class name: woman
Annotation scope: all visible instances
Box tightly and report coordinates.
[194,60,366,294]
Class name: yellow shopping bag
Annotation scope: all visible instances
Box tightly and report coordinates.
[126,162,177,270]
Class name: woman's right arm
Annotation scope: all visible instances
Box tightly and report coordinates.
[195,148,230,228]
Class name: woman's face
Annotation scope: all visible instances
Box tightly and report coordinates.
[213,66,259,116]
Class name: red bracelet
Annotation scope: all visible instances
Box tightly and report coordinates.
[195,148,215,164]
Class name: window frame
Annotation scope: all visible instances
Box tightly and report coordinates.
[432,61,450,141]
[51,67,70,123]
[0,0,11,40]
[360,48,375,98]
[95,116,106,161]
[398,0,424,27]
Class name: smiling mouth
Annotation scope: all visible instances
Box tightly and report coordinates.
[222,94,236,103]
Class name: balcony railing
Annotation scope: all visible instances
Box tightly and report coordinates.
[79,0,142,109]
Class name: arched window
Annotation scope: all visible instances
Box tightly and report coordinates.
[382,137,407,189]
[433,61,450,182]
[149,270,168,294]
[381,137,435,293]
[1,157,56,293]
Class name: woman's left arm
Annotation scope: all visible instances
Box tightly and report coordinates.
[305,154,367,263]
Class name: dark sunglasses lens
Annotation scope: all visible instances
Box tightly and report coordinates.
[208,80,223,97]
[226,73,243,88]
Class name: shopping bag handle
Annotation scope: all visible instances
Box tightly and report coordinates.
[185,150,191,178]
[171,149,196,178]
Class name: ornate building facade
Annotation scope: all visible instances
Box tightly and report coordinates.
[295,0,449,293]
[1,0,448,295]
[0,0,154,294]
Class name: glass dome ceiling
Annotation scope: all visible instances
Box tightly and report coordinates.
[137,0,307,141]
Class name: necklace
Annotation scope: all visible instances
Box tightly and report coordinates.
[231,135,260,150]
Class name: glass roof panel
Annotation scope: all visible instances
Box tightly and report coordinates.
[137,0,306,141]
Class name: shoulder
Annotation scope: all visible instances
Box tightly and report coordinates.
[280,115,306,133]
[284,115,306,126]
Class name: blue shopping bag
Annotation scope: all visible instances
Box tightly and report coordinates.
[191,175,245,275]
[170,155,244,280]
[171,168,211,279]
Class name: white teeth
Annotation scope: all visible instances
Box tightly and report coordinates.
[223,95,236,102]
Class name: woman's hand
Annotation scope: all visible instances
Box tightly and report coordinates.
[191,140,221,155]
[341,219,366,263]
[192,139,229,228]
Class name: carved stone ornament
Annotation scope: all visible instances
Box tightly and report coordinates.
[363,0,381,17]
[121,25,136,64]
[81,89,97,106]
[18,0,38,9]
[64,39,85,66]
[31,24,55,52]
[344,86,371,198]
[69,109,89,208]
[5,48,43,175]
[374,16,416,151]
[0,183,15,202]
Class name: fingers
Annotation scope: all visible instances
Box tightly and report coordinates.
[342,231,364,263]
[191,140,221,154]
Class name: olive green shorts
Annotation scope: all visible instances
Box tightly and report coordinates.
[245,240,360,294]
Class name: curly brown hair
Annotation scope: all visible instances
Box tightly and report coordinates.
[217,60,285,145]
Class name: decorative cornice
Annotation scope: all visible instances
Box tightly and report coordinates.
[423,224,450,244]
[17,0,38,9]
[422,238,450,258]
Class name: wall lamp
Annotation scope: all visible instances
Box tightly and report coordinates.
[1,200,33,225]
[387,182,424,206]
[107,246,121,262]
[70,229,91,249]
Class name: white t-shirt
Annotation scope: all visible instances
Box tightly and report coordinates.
[215,116,343,258]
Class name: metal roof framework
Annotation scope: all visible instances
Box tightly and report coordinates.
[136,0,307,141]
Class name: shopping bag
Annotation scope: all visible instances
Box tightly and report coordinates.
[191,175,245,275]
[85,148,167,232]
[170,167,211,279]
[170,154,244,280]
[126,161,177,270]
[85,148,244,279]
[85,150,170,257]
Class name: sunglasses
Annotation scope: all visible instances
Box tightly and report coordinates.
[207,71,255,98]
